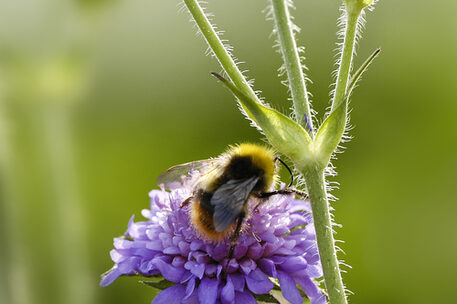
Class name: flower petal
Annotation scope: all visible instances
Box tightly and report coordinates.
[288,199,312,213]
[185,261,205,279]
[99,267,121,287]
[234,291,257,304]
[295,276,327,304]
[228,273,245,292]
[245,268,274,294]
[279,256,307,273]
[239,258,256,275]
[182,290,200,304]
[226,259,239,273]
[205,264,217,276]
[292,264,323,279]
[233,244,248,259]
[117,257,139,274]
[145,239,163,251]
[154,259,185,283]
[125,215,136,237]
[247,243,264,260]
[185,276,196,299]
[221,276,235,304]
[289,213,309,227]
[260,231,277,243]
[198,278,219,304]
[277,271,302,304]
[151,284,185,304]
[190,240,204,251]
[163,246,181,255]
[209,244,227,261]
[306,264,323,278]
[172,256,185,268]
[258,258,277,277]
[178,241,190,255]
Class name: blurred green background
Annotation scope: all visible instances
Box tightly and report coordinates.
[0,0,456,303]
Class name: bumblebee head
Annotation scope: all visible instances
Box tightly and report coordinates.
[225,143,277,191]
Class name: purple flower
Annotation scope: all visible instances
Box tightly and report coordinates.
[101,174,327,304]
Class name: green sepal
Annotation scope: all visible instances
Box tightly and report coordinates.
[314,97,348,169]
[254,293,280,303]
[140,279,175,290]
[347,48,381,96]
[315,48,380,168]
[211,73,314,166]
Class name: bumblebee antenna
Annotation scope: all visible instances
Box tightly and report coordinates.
[275,157,294,188]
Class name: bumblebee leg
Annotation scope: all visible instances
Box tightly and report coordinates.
[180,197,193,208]
[259,188,309,199]
[223,213,245,280]
[227,212,245,261]
[287,188,309,199]
[254,189,309,211]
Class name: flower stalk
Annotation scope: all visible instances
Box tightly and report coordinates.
[300,166,347,304]
[270,0,312,131]
[332,2,363,110]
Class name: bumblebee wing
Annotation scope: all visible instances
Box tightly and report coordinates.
[211,176,259,232]
[156,159,217,189]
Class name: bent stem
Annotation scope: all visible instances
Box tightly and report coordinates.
[270,0,312,131]
[332,6,362,110]
[183,0,260,104]
[301,166,347,304]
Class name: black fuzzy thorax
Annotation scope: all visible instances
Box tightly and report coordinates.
[198,155,266,217]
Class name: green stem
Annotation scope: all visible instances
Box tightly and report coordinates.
[300,166,347,304]
[183,0,260,103]
[270,0,312,131]
[332,6,362,110]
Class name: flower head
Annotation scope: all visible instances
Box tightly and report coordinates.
[101,173,327,304]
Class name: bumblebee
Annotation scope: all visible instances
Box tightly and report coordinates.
[157,143,304,260]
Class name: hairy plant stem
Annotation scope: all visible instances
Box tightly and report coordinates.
[183,0,261,104]
[305,5,364,303]
[300,166,347,304]
[270,0,312,131]
[332,6,362,110]
[183,2,365,303]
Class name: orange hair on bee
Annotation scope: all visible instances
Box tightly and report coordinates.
[190,200,234,242]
